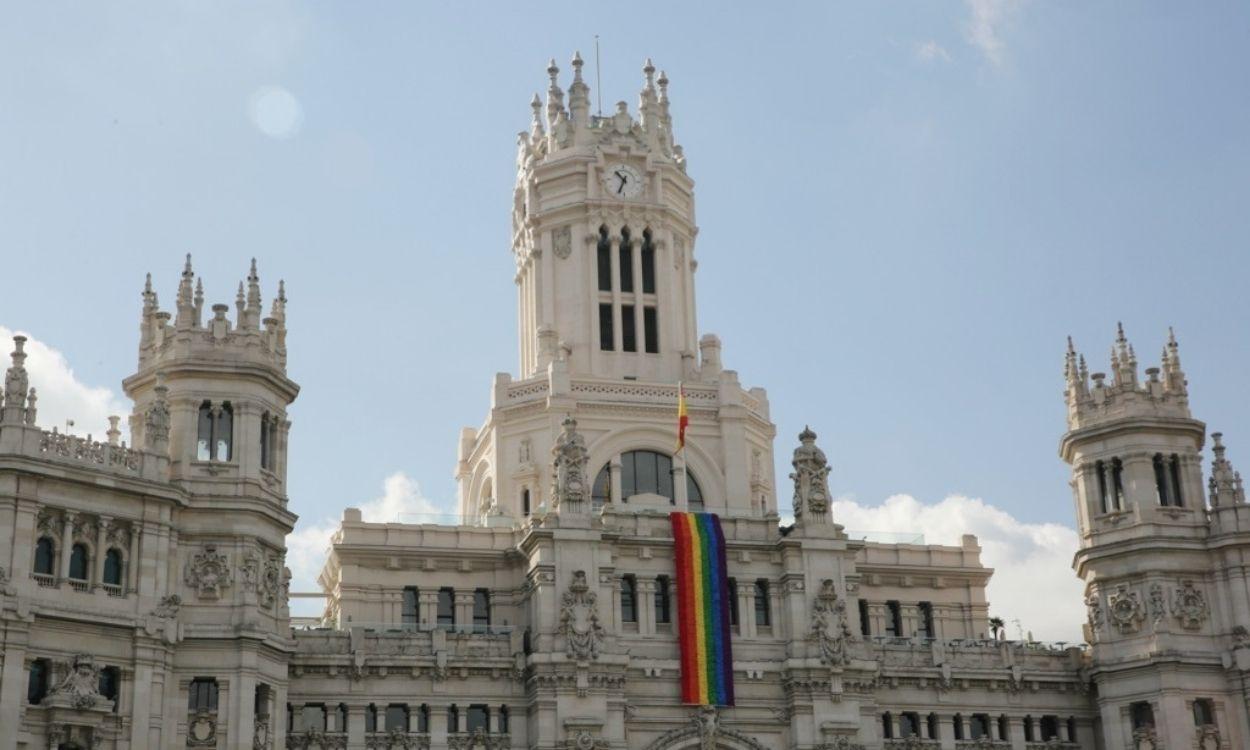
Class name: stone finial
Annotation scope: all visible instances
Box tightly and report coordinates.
[551,416,590,513]
[246,257,263,326]
[2,336,30,421]
[790,426,831,522]
[546,58,565,128]
[107,415,121,446]
[568,51,590,127]
[174,254,196,328]
[530,92,545,138]
[1209,432,1245,507]
[24,387,37,425]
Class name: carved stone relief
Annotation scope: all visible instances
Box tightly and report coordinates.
[558,570,604,660]
[1172,580,1208,630]
[809,579,853,666]
[553,226,572,259]
[47,653,107,710]
[185,544,233,600]
[1107,584,1144,634]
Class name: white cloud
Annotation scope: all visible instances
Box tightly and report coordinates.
[963,0,1023,67]
[834,493,1086,643]
[0,326,130,440]
[285,472,451,614]
[916,40,952,64]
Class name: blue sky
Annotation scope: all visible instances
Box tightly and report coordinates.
[2,2,1248,639]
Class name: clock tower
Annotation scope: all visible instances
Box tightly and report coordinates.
[512,54,698,383]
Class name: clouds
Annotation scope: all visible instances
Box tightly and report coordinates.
[963,0,1024,67]
[0,326,130,440]
[915,40,952,64]
[834,493,1086,642]
[284,471,451,614]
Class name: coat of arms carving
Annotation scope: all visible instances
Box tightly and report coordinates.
[558,570,604,660]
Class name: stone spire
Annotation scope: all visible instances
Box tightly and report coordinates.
[175,254,196,329]
[2,336,30,423]
[530,93,545,139]
[545,58,565,130]
[235,281,246,324]
[1113,322,1138,388]
[1208,432,1245,507]
[790,426,831,523]
[193,276,204,327]
[245,258,263,329]
[270,279,287,324]
[568,51,590,127]
[639,58,659,132]
[1162,326,1187,395]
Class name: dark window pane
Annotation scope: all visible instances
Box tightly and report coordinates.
[34,537,55,575]
[643,307,658,353]
[592,466,611,507]
[621,576,637,623]
[104,549,123,586]
[687,473,703,508]
[656,453,673,502]
[473,589,491,629]
[859,599,871,636]
[727,578,739,626]
[754,580,770,626]
[635,448,657,496]
[620,452,636,499]
[69,543,89,580]
[597,229,612,291]
[599,304,614,351]
[522,489,531,516]
[260,414,270,469]
[437,588,455,627]
[385,704,409,732]
[402,587,419,626]
[366,705,377,733]
[467,705,489,732]
[417,705,430,733]
[499,706,509,734]
[621,304,636,352]
[197,402,213,460]
[619,245,633,292]
[27,659,48,704]
[448,705,459,733]
[189,679,218,712]
[641,243,656,294]
[656,576,671,623]
[215,403,233,461]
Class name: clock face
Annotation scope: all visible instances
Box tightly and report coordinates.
[603,163,644,199]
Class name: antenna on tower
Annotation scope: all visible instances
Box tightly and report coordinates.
[594,35,603,117]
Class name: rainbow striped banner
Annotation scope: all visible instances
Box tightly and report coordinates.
[670,511,735,706]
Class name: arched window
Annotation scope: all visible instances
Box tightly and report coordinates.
[618,226,634,293]
[621,575,638,623]
[754,579,771,627]
[215,402,233,461]
[69,543,90,581]
[591,451,704,507]
[596,225,611,292]
[417,704,430,733]
[499,705,510,734]
[521,488,531,517]
[260,413,271,470]
[1110,458,1125,509]
[197,401,213,460]
[103,548,123,586]
[1170,454,1184,506]
[366,704,378,733]
[33,537,55,575]
[448,704,459,733]
[641,228,656,294]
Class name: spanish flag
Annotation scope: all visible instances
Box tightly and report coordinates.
[676,382,689,452]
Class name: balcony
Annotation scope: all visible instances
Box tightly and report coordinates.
[447,731,510,750]
[30,572,57,588]
[365,730,430,749]
[285,729,348,749]
[885,739,941,750]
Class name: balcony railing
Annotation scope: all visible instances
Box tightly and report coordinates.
[365,730,430,749]
[67,578,91,593]
[447,731,510,750]
[1025,741,1079,750]
[885,739,941,750]
[31,572,57,588]
[285,729,348,749]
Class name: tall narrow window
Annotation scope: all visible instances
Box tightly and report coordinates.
[1153,453,1169,505]
[621,304,636,352]
[970,714,990,740]
[1193,699,1215,727]
[754,579,771,627]
[27,659,49,704]
[385,704,409,732]
[189,678,218,712]
[499,706,509,734]
[859,599,871,636]
[643,306,658,353]
[641,229,656,293]
[215,402,233,461]
[1111,458,1125,510]
[899,712,919,738]
[417,704,430,733]
[621,575,638,623]
[34,537,55,575]
[1040,716,1060,741]
[618,228,634,292]
[260,413,271,469]
[727,578,739,627]
[599,304,614,351]
[473,589,491,631]
[335,704,348,733]
[69,543,89,581]
[1095,459,1108,513]
[927,714,939,740]
[467,705,489,733]
[655,575,671,624]
[437,588,455,628]
[592,468,611,507]
[1170,454,1184,506]
[366,705,378,733]
[596,226,612,292]
[881,713,894,740]
[521,489,531,517]
[197,401,213,460]
[919,601,935,639]
[885,600,902,636]
[448,705,459,733]
[954,715,965,741]
[402,586,419,627]
[98,667,119,712]
[103,548,123,586]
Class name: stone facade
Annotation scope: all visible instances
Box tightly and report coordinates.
[1,54,1248,750]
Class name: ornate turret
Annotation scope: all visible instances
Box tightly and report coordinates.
[1063,324,1190,431]
[1208,432,1245,507]
[123,256,298,499]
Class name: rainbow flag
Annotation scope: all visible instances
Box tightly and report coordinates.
[670,511,735,706]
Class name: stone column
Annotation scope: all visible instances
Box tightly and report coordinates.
[94,516,111,587]
[608,236,623,352]
[432,705,451,749]
[455,590,475,632]
[0,626,29,750]
[128,524,141,594]
[1007,715,1026,750]
[637,578,655,636]
[609,458,622,504]
[58,511,75,581]
[937,716,956,750]
[420,590,439,629]
[347,704,367,748]
[673,454,688,507]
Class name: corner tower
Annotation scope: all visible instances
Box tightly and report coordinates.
[513,56,697,382]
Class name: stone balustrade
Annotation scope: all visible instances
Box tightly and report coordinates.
[285,729,348,749]
[365,730,430,749]
[0,421,168,482]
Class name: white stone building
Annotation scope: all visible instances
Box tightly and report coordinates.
[1,54,1247,750]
